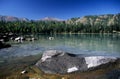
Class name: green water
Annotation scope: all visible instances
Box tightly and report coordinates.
[0,34,120,58]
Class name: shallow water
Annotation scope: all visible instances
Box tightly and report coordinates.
[0,34,120,58]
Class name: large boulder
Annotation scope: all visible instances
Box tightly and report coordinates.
[36,50,119,74]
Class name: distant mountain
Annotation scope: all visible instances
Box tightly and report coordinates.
[0,13,120,25]
[66,13,120,26]
[0,15,63,22]
[0,15,29,22]
[40,17,63,21]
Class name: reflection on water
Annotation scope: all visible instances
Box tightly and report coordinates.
[0,34,120,58]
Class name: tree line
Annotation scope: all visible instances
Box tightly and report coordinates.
[0,20,120,34]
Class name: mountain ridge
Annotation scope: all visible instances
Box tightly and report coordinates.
[0,13,120,22]
[66,13,120,26]
[0,15,64,22]
[0,15,29,22]
[40,17,63,21]
[0,13,120,33]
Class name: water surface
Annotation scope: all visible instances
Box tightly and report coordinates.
[0,34,120,58]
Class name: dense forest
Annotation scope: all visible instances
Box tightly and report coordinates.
[0,13,120,34]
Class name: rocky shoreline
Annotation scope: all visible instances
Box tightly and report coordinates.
[0,50,120,79]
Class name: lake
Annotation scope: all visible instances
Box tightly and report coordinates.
[0,34,120,59]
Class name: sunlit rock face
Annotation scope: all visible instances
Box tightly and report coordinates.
[85,56,117,68]
[36,50,119,74]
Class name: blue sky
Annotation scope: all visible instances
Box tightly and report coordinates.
[0,0,120,20]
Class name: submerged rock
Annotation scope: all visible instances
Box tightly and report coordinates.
[0,41,11,49]
[36,50,119,74]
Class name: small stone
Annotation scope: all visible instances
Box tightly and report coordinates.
[21,70,27,74]
[62,77,65,79]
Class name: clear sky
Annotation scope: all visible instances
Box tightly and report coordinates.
[0,0,120,20]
